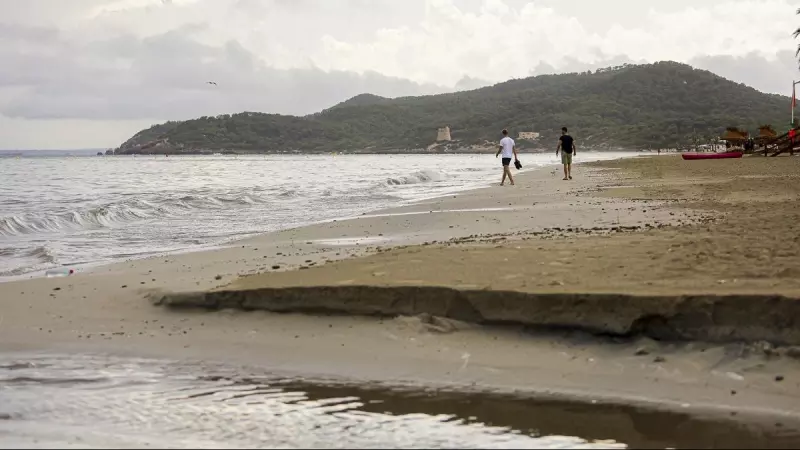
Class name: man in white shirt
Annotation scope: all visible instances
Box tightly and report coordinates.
[495,129,518,186]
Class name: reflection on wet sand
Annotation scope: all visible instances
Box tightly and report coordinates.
[1,353,797,449]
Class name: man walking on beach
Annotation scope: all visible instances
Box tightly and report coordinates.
[556,127,576,180]
[496,129,517,186]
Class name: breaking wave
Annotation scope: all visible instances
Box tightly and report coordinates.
[0,191,272,237]
[26,246,56,264]
[0,245,57,276]
[385,170,444,186]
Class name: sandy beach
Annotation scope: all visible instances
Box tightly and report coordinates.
[2,154,800,429]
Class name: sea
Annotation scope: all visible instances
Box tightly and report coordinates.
[0,152,632,279]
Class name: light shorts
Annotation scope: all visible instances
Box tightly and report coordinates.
[561,152,573,165]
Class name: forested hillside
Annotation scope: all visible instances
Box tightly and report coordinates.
[117,62,789,154]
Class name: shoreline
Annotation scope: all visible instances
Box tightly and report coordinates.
[1,152,632,283]
[111,148,640,156]
[3,154,800,427]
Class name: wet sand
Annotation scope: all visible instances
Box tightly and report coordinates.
[3,352,798,449]
[228,155,800,297]
[2,155,800,428]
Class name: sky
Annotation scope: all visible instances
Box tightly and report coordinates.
[1,0,798,149]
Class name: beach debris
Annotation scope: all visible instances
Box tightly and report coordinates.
[786,347,800,360]
[726,372,745,381]
[271,265,280,270]
[46,268,74,278]
[214,275,222,280]
[754,341,779,357]
[653,356,666,363]
[634,347,650,356]
[775,375,785,382]
[460,352,470,370]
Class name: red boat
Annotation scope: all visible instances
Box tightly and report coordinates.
[681,151,743,160]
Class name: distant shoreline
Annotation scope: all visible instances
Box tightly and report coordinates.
[2,147,673,156]
[113,148,638,156]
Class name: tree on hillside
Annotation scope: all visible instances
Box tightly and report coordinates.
[795,8,800,66]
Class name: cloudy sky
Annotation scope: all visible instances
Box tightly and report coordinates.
[1,0,798,149]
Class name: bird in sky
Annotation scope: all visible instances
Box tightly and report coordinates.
[206,81,217,86]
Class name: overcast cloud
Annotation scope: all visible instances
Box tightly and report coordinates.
[0,0,797,149]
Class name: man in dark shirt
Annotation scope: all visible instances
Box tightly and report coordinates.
[556,127,576,180]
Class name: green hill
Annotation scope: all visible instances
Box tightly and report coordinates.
[117,61,790,154]
[321,93,389,111]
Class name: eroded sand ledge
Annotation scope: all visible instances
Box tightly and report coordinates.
[152,287,800,345]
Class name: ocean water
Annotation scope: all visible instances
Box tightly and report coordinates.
[2,353,796,449]
[0,153,630,278]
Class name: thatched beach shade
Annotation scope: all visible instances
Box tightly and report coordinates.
[757,125,777,138]
[721,127,748,147]
[754,124,778,148]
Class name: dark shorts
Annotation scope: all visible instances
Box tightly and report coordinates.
[501,157,512,167]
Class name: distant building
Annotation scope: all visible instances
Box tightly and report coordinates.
[518,131,540,140]
[436,126,452,141]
